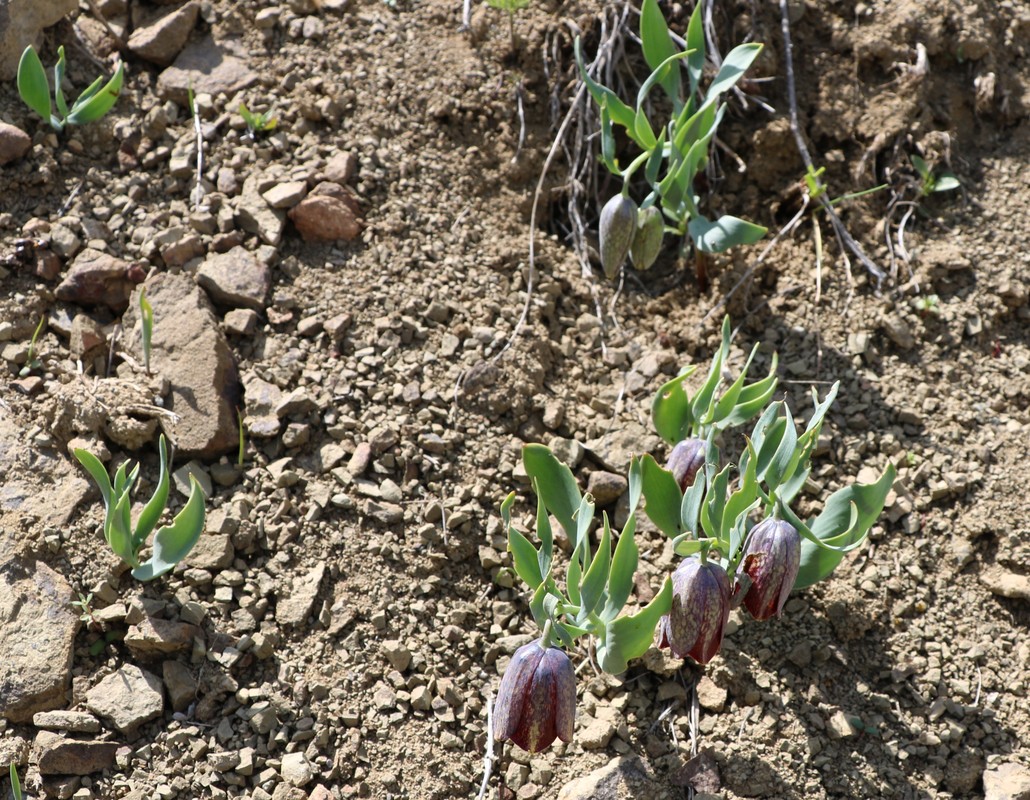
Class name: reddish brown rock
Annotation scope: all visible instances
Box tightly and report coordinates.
[55,249,142,311]
[0,122,31,164]
[288,195,362,243]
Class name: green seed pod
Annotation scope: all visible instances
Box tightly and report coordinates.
[630,206,663,271]
[599,195,638,279]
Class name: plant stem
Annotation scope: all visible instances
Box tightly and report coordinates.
[620,150,653,188]
[539,619,555,648]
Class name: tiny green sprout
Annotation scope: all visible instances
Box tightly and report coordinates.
[18,316,45,377]
[911,154,960,197]
[17,45,124,132]
[73,435,206,581]
[913,293,940,317]
[804,165,828,201]
[71,592,96,626]
[9,762,22,800]
[236,407,246,468]
[485,0,531,49]
[139,287,154,375]
[239,102,277,138]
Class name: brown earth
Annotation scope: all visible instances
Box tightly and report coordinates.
[0,0,1028,798]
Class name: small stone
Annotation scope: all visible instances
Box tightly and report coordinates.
[31,711,101,734]
[787,640,812,668]
[277,564,326,626]
[69,314,106,358]
[157,37,257,105]
[981,568,1030,600]
[262,181,308,209]
[55,249,139,311]
[381,640,411,672]
[826,710,856,739]
[32,732,118,776]
[224,308,260,336]
[162,661,197,713]
[128,1,200,66]
[288,195,362,242]
[196,248,271,311]
[124,617,201,659]
[281,752,314,787]
[236,175,286,246]
[85,665,164,734]
[0,122,32,165]
[587,471,627,506]
[882,314,916,350]
[696,676,727,713]
[186,534,234,570]
[578,715,616,750]
[324,153,357,185]
[983,761,1030,800]
[349,442,372,475]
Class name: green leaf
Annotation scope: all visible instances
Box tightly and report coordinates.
[132,474,206,581]
[534,492,553,578]
[640,0,681,104]
[574,495,595,570]
[600,104,618,174]
[689,316,731,425]
[133,435,171,551]
[508,526,544,590]
[109,492,138,567]
[66,61,124,125]
[596,577,672,674]
[644,128,666,186]
[686,1,704,97]
[792,464,896,588]
[721,446,759,545]
[636,51,691,113]
[911,154,930,181]
[523,444,581,539]
[17,46,52,124]
[699,463,731,545]
[73,447,113,508]
[680,462,706,535]
[54,46,68,121]
[651,365,698,443]
[580,514,612,616]
[706,43,763,98]
[140,286,154,373]
[575,38,644,147]
[633,105,657,150]
[933,172,960,192]
[639,454,683,537]
[690,214,767,253]
[602,510,638,622]
[717,356,778,429]
[764,405,798,489]
[672,534,704,557]
[708,342,759,425]
[11,762,22,800]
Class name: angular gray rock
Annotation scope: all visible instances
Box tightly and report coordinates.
[196,248,271,311]
[85,665,164,734]
[157,36,257,105]
[984,761,1030,800]
[32,711,101,733]
[32,731,119,775]
[0,0,78,80]
[162,661,197,713]
[127,1,199,66]
[277,563,326,626]
[0,559,80,722]
[558,757,668,800]
[127,274,240,458]
[124,617,201,659]
[235,175,286,245]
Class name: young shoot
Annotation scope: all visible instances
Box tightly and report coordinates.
[139,287,154,375]
[485,0,531,49]
[73,435,206,581]
[911,154,960,197]
[17,46,124,132]
[239,102,278,138]
[19,316,45,377]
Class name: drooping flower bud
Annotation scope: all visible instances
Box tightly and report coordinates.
[657,556,730,665]
[630,206,664,271]
[493,640,576,753]
[665,438,706,492]
[599,195,638,279]
[739,518,801,621]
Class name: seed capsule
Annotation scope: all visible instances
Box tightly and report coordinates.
[630,206,663,270]
[658,556,731,665]
[739,518,801,621]
[666,438,706,492]
[493,640,576,753]
[599,195,638,279]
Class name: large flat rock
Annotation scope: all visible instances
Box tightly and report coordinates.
[0,0,78,80]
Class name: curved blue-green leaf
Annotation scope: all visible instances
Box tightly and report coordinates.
[764,405,797,490]
[690,214,767,253]
[645,128,666,186]
[54,46,68,121]
[640,0,681,103]
[636,51,691,112]
[17,46,51,123]
[699,463,732,545]
[523,444,581,538]
[534,492,553,578]
[717,354,778,430]
[633,105,657,150]
[651,365,698,443]
[791,464,896,588]
[134,435,171,551]
[596,577,672,674]
[707,43,763,98]
[680,462,706,536]
[685,1,704,97]
[672,535,704,557]
[600,103,618,174]
[639,454,683,538]
[689,315,731,425]
[707,342,759,425]
[603,509,638,622]
[574,495,595,570]
[575,37,643,147]
[580,514,612,617]
[109,492,137,567]
[66,61,124,126]
[73,447,113,507]
[131,474,206,581]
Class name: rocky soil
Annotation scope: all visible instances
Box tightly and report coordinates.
[0,0,1028,799]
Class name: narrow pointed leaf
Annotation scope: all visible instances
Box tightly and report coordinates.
[597,577,672,674]
[580,514,612,616]
[689,316,731,424]
[575,38,643,146]
[54,46,68,120]
[640,0,681,102]
[651,365,698,443]
[707,43,763,98]
[508,526,544,590]
[131,474,206,581]
[690,214,767,253]
[66,61,124,125]
[134,435,171,550]
[73,448,113,507]
[708,343,760,424]
[640,454,683,537]
[603,512,638,622]
[686,1,704,97]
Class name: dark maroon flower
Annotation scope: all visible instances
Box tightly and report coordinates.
[493,641,576,753]
[658,556,731,665]
[666,439,705,492]
[739,518,801,621]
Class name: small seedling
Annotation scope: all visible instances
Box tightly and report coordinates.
[71,592,98,628]
[913,293,940,317]
[239,102,277,138]
[73,435,206,581]
[139,287,153,375]
[485,0,531,49]
[17,45,124,132]
[18,316,45,377]
[911,155,960,197]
